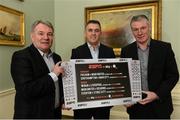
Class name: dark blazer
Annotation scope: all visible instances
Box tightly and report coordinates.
[71,43,115,59]
[121,39,179,117]
[71,43,115,119]
[11,44,63,119]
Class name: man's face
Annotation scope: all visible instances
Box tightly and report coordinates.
[85,23,101,46]
[31,23,54,53]
[131,19,151,45]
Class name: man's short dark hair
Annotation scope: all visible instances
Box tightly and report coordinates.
[130,14,149,26]
[86,20,101,29]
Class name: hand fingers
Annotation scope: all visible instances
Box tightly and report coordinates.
[55,61,62,66]
[62,104,71,110]
[124,103,134,108]
[142,91,148,94]
[139,97,150,105]
[139,101,148,105]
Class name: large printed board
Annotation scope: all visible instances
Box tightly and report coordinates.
[62,58,141,109]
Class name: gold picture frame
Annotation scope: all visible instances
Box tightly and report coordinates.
[0,5,25,46]
[85,0,162,56]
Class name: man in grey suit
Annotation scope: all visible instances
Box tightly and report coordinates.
[11,20,64,119]
[121,14,179,119]
[71,20,115,119]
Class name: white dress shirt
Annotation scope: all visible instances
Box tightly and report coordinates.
[37,49,60,108]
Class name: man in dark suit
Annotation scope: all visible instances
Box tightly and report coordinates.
[11,20,64,119]
[71,20,115,119]
[121,14,179,119]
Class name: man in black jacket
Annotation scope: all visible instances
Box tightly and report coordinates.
[11,20,64,119]
[71,20,115,119]
[121,14,179,119]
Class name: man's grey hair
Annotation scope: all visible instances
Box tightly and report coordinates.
[130,14,150,26]
[31,20,54,33]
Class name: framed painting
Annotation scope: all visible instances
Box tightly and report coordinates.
[0,5,25,46]
[85,0,162,56]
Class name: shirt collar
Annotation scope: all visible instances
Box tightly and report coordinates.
[37,48,53,58]
[137,39,150,49]
[87,42,100,50]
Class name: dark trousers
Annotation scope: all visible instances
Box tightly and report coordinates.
[13,107,62,119]
[54,107,62,119]
[127,103,170,119]
[74,107,111,119]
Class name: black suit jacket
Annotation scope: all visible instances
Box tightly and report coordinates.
[121,39,179,116]
[11,44,63,119]
[71,43,115,59]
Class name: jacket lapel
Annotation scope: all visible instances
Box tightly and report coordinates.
[52,53,59,64]
[98,44,104,58]
[148,39,156,76]
[130,42,139,60]
[83,43,93,58]
[29,44,50,73]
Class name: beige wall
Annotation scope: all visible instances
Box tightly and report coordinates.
[162,0,180,71]
[0,89,15,118]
